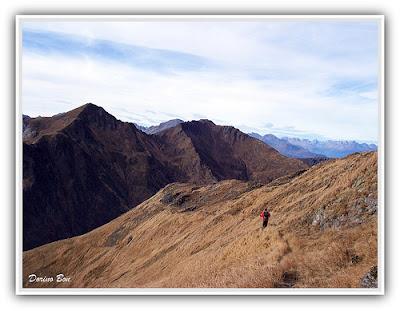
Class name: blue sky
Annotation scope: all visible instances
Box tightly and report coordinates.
[21,20,380,142]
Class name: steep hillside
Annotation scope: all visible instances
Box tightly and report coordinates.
[23,152,377,288]
[23,104,307,250]
[23,104,177,250]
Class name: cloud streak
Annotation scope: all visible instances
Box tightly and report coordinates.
[23,30,212,73]
[21,19,380,142]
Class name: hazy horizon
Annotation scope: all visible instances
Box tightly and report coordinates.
[21,19,380,143]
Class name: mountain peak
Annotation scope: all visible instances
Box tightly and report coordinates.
[160,118,307,183]
[68,103,108,119]
[180,119,216,131]
[198,119,215,124]
[23,103,120,144]
[77,102,99,110]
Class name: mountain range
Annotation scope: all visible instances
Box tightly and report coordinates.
[249,133,377,159]
[22,103,378,288]
[249,132,325,159]
[281,137,377,158]
[22,104,307,250]
[135,120,377,159]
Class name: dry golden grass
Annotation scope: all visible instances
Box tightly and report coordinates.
[23,152,378,288]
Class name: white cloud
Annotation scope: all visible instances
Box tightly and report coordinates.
[21,20,380,142]
[22,20,379,79]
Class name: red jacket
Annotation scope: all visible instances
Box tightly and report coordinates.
[260,210,270,219]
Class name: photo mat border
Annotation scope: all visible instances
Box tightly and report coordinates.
[15,14,385,295]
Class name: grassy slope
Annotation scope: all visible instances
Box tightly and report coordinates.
[23,152,377,288]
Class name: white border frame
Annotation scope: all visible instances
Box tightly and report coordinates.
[15,14,385,295]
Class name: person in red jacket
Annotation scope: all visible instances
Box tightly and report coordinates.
[260,208,270,229]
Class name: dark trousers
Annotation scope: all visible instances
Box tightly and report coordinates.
[262,217,269,228]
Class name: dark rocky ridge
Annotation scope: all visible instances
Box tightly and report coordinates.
[158,120,308,183]
[23,104,176,250]
[23,103,307,250]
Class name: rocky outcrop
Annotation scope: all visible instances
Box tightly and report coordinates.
[360,266,378,288]
[311,193,377,231]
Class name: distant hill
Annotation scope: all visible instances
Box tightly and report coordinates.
[134,119,184,134]
[133,123,148,132]
[145,119,184,134]
[23,152,377,288]
[23,104,307,250]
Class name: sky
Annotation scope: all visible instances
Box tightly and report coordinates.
[21,19,380,142]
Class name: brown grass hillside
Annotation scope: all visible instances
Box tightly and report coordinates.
[23,152,378,288]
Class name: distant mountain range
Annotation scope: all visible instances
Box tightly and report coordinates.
[249,133,377,159]
[22,104,307,250]
[249,133,325,159]
[136,120,377,159]
[282,136,377,158]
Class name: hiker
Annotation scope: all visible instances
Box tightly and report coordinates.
[260,208,270,229]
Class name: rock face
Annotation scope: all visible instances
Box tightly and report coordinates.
[23,152,378,288]
[23,104,307,250]
[360,266,378,288]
